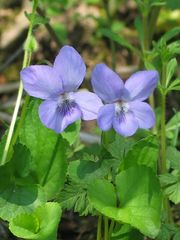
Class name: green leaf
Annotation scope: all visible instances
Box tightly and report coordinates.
[10,214,39,236]
[106,134,134,161]
[123,136,159,171]
[115,166,162,237]
[160,27,180,43]
[99,28,141,56]
[168,41,180,57]
[19,100,68,199]
[134,16,144,47]
[160,171,180,204]
[12,143,32,178]
[167,78,180,92]
[174,232,180,240]
[166,0,180,10]
[166,112,180,138]
[25,12,49,26]
[88,166,162,238]
[111,224,143,240]
[166,146,180,170]
[68,159,110,184]
[9,202,62,240]
[59,181,95,216]
[165,180,180,204]
[166,58,177,87]
[88,179,117,210]
[150,1,166,7]
[157,223,176,240]
[0,181,46,221]
[61,120,80,145]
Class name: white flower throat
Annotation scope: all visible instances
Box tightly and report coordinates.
[57,92,76,115]
[115,101,129,116]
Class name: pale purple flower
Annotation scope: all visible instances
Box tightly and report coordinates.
[21,46,103,133]
[91,63,159,137]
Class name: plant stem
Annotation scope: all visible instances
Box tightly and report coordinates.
[97,215,102,240]
[2,0,38,164]
[160,63,173,224]
[108,220,115,239]
[160,63,167,173]
[160,94,166,173]
[104,216,109,240]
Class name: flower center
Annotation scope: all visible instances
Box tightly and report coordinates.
[115,101,129,116]
[57,92,76,116]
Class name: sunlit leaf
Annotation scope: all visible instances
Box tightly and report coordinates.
[9,203,61,240]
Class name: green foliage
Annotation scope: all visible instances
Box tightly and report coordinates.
[111,224,143,240]
[25,12,49,26]
[160,27,180,45]
[99,28,141,56]
[160,147,180,204]
[88,166,162,238]
[12,143,32,178]
[24,36,39,52]
[166,58,177,87]
[59,181,95,216]
[167,146,180,170]
[0,180,46,221]
[166,112,180,139]
[134,16,144,48]
[68,158,110,184]
[88,179,117,209]
[160,171,180,204]
[106,134,134,162]
[166,0,180,9]
[0,142,46,221]
[19,100,68,199]
[123,135,159,171]
[157,223,180,240]
[62,120,81,145]
[9,203,62,240]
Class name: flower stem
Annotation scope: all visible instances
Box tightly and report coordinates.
[97,215,102,240]
[160,94,166,173]
[160,63,167,173]
[160,63,173,223]
[104,216,109,240]
[2,0,38,164]
[108,220,115,239]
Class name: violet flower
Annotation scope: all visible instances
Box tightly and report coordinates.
[21,46,103,133]
[91,63,159,137]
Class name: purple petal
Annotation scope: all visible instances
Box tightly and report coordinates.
[97,104,115,131]
[124,70,159,101]
[91,63,124,103]
[53,45,86,92]
[73,91,103,120]
[129,101,155,129]
[39,99,81,133]
[21,65,63,99]
[113,111,138,137]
